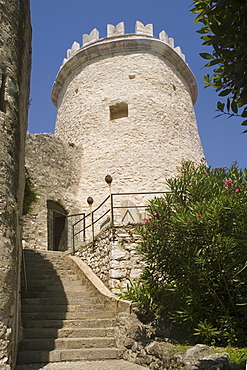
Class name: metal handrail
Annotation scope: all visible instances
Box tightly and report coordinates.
[70,191,167,253]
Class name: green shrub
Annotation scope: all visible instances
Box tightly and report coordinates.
[131,161,247,346]
[23,169,37,215]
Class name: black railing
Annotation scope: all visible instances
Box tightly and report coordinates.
[70,191,166,254]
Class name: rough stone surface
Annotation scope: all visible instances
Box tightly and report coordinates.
[15,359,148,369]
[76,225,144,290]
[23,133,83,251]
[183,344,214,365]
[122,339,233,370]
[0,0,31,367]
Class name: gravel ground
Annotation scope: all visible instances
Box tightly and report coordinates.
[15,360,147,370]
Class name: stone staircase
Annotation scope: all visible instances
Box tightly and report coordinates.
[17,249,121,364]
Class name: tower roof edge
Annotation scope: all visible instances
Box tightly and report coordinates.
[51,34,197,107]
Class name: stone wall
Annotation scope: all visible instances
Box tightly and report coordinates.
[23,133,84,251]
[0,0,31,368]
[75,225,145,292]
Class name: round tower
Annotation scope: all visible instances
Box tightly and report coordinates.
[52,21,204,208]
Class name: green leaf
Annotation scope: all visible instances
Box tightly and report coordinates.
[203,74,211,83]
[242,129,247,134]
[217,101,225,111]
[199,52,213,60]
[241,120,247,126]
[241,109,247,118]
[204,59,222,67]
[231,100,238,114]
[226,98,230,112]
[218,89,232,97]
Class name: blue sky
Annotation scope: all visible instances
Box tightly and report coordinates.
[29,0,246,169]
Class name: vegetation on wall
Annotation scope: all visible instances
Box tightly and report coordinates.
[190,0,247,131]
[121,160,247,346]
[23,168,37,215]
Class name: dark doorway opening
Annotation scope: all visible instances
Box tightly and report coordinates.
[47,201,68,251]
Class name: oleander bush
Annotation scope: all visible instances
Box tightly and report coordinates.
[122,160,247,346]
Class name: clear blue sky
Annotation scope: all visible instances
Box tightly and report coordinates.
[29,0,246,169]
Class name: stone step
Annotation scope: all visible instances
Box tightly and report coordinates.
[23,327,115,339]
[19,337,116,351]
[17,347,120,364]
[22,310,115,321]
[23,256,66,263]
[22,296,100,306]
[20,249,121,367]
[22,318,116,329]
[24,266,72,273]
[22,274,77,281]
[24,254,68,260]
[21,303,104,313]
[20,284,87,292]
[21,289,96,299]
[24,269,77,277]
[23,279,85,287]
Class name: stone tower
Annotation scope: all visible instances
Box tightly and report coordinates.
[0,0,31,368]
[23,21,204,252]
[51,21,204,208]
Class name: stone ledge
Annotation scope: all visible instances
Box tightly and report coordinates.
[66,255,131,314]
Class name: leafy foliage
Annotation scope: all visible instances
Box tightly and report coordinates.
[23,169,37,215]
[127,161,247,346]
[190,0,247,131]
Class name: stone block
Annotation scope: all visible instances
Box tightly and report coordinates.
[130,268,142,279]
[135,21,153,36]
[109,260,120,268]
[70,41,80,57]
[107,22,125,37]
[109,268,127,279]
[110,247,127,260]
[168,37,174,48]
[183,344,214,366]
[174,46,185,61]
[159,30,169,43]
[83,28,99,46]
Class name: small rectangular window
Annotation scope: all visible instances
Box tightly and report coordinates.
[110,103,128,120]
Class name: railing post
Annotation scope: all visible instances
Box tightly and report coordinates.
[72,223,75,255]
[87,197,94,248]
[83,213,86,242]
[110,193,115,241]
[110,193,114,226]
[105,175,114,238]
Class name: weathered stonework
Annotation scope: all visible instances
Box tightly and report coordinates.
[0,0,31,367]
[23,133,83,251]
[76,225,145,292]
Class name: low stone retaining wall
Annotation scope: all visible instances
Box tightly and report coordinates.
[75,224,145,291]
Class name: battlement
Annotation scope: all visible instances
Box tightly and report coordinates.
[63,21,186,67]
[52,21,197,107]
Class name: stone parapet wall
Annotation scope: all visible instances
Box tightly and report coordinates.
[75,225,145,291]
[23,133,83,251]
[0,0,31,367]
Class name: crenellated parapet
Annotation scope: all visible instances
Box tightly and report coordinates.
[54,20,197,107]
[63,21,185,66]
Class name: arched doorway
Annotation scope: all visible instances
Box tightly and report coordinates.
[47,201,68,251]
